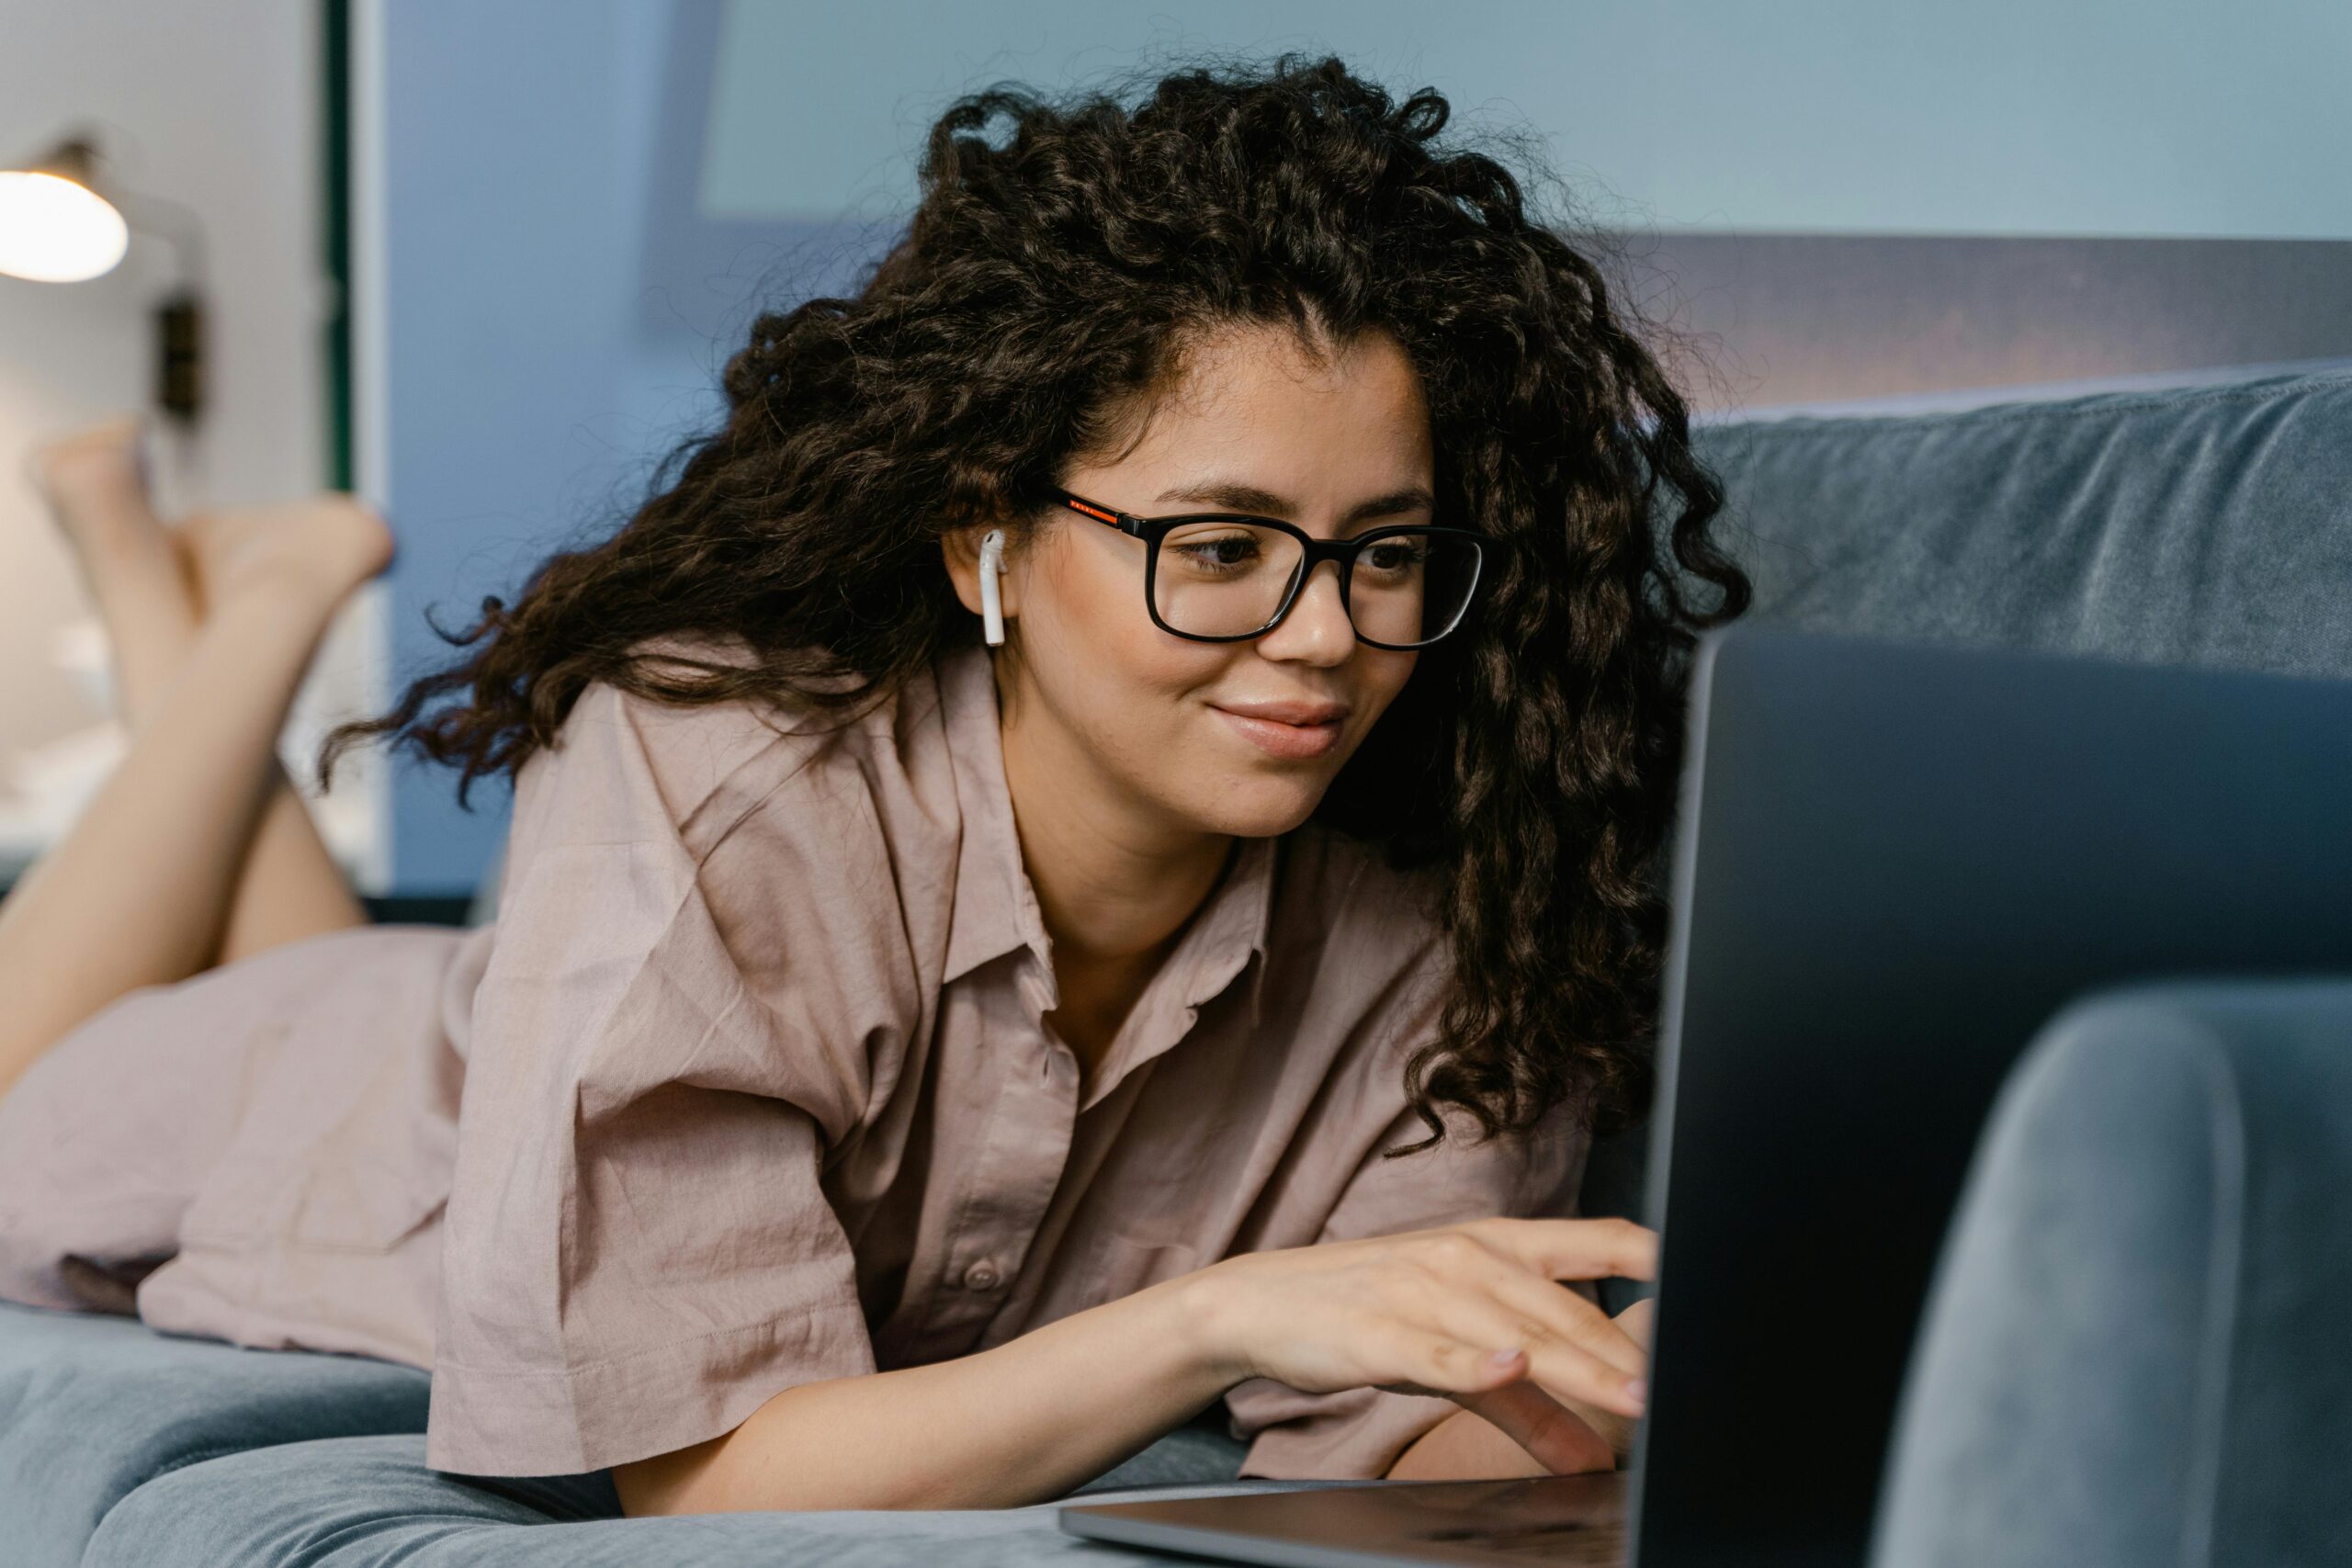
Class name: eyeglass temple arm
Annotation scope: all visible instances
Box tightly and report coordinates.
[1050,490,1149,538]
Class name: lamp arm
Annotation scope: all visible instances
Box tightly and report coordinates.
[109,187,206,291]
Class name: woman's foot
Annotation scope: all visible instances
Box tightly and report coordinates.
[28,415,186,603]
[29,417,207,723]
[179,495,396,624]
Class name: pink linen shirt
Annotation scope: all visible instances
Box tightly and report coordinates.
[0,638,1589,1483]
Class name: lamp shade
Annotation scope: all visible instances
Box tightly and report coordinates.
[0,140,130,283]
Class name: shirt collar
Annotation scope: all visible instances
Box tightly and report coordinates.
[934,643,1279,1045]
[939,643,1057,1000]
[1078,831,1277,1111]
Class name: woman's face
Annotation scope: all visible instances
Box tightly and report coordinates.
[959,320,1432,845]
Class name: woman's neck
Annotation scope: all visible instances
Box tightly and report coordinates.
[995,678,1233,1066]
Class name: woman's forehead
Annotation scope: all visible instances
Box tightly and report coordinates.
[1083,321,1432,492]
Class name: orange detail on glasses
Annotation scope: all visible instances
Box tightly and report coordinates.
[1065,498,1119,524]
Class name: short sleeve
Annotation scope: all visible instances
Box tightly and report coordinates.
[1226,1096,1590,1481]
[424,675,924,1477]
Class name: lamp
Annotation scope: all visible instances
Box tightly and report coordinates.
[0,140,127,281]
[0,133,208,424]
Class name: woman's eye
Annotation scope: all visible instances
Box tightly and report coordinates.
[1363,542,1424,573]
[1174,535,1261,569]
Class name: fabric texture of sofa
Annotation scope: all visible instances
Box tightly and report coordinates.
[4,363,2347,1564]
[1579,359,2352,1235]
[1872,979,2352,1568]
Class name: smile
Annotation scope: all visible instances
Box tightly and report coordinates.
[1210,700,1351,761]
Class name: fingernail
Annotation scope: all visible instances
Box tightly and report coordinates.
[1624,1378,1647,1408]
[1487,1347,1523,1370]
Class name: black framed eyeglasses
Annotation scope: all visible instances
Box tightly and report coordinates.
[1043,486,1490,649]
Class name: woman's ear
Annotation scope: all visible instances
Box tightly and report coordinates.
[942,522,1021,625]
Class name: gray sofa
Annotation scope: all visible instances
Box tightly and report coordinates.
[5,364,2347,1565]
[1873,977,2352,1568]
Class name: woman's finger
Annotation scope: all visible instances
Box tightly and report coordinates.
[1462,1265,1650,1384]
[1451,1378,1618,1476]
[1373,1328,1539,1401]
[1376,1235,1648,1416]
[1496,1333,1646,1418]
[1614,1296,1656,1350]
[1403,1301,1643,1419]
[1467,1216,1659,1285]
[1413,1233,1648,1384]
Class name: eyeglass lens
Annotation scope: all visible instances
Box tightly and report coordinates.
[1153,522,1479,645]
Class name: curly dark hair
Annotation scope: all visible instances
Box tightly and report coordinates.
[322,54,1749,1156]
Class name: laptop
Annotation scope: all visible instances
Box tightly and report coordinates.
[1061,623,2352,1566]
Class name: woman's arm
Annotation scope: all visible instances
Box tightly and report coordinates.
[616,1216,1654,1515]
[1390,1407,1555,1481]
[614,1271,1227,1515]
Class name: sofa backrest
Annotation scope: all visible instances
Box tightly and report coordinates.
[1701,365,2352,678]
[1577,366,2352,1239]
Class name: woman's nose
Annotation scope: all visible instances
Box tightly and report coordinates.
[1254,560,1354,665]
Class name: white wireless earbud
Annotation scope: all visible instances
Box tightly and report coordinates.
[978,528,1007,647]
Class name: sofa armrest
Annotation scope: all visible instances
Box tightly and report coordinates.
[1871,976,2352,1568]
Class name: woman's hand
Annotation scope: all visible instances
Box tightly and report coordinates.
[1479,1295,1657,1467]
[1561,1296,1653,1457]
[1180,1216,1657,1475]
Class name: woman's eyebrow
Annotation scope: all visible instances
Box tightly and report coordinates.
[1152,480,1435,526]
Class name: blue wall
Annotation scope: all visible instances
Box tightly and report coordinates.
[379,1,728,891]
[373,0,2352,891]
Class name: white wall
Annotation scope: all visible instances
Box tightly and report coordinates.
[703,0,2352,240]
[0,0,384,885]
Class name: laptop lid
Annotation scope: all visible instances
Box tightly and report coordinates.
[1628,626,2352,1568]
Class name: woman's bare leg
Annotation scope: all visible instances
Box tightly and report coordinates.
[25,418,375,966]
[0,435,391,1100]
[30,420,202,723]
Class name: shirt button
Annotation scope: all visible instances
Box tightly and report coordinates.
[961,1259,1001,1292]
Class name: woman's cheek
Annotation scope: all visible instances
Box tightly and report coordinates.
[1027,539,1218,764]
[1344,649,1419,754]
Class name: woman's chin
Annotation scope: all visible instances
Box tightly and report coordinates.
[1182,777,1330,841]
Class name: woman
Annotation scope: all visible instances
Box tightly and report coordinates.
[0,58,1746,1513]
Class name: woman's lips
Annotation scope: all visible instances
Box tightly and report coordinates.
[1211,701,1350,761]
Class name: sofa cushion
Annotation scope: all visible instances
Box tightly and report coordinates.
[0,1296,1248,1566]
[83,1431,1329,1568]
[0,1301,430,1568]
